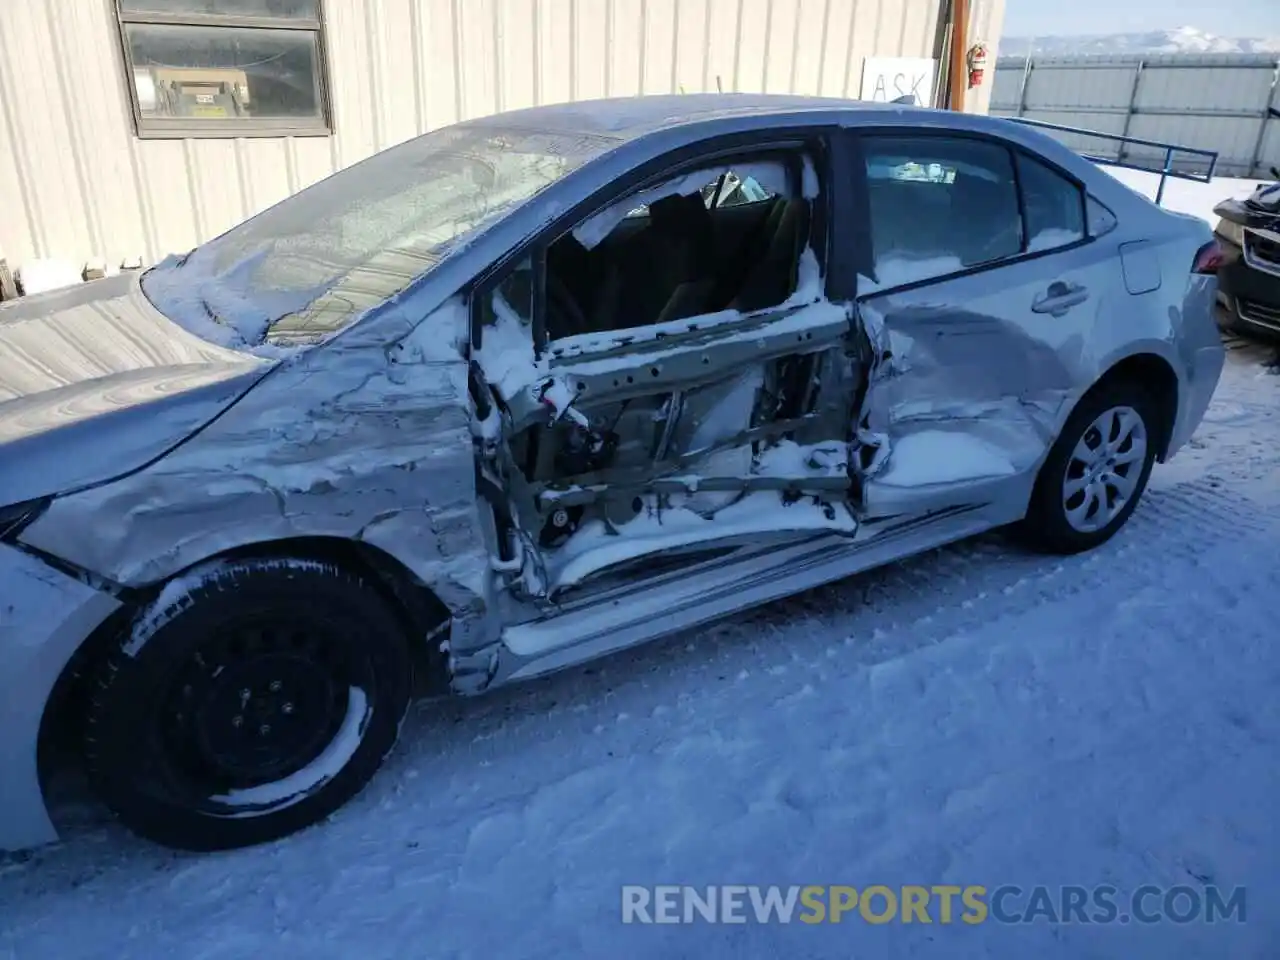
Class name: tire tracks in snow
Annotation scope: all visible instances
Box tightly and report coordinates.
[5,479,1278,960]
[385,476,1280,947]
[11,480,1277,875]
[411,477,1280,752]
[317,476,1280,864]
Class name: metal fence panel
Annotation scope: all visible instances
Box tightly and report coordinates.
[1029,62,1137,110]
[992,53,1280,178]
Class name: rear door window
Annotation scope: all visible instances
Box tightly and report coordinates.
[862,136,1023,289]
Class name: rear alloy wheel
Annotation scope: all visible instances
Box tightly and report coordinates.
[1019,381,1160,554]
[1061,405,1148,534]
[85,559,413,852]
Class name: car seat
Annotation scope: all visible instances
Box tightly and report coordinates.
[586,191,721,331]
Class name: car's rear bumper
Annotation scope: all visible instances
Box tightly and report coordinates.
[1167,275,1225,459]
[0,544,119,853]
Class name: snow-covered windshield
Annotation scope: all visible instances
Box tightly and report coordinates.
[141,124,615,349]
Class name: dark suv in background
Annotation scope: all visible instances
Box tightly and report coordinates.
[1213,176,1280,342]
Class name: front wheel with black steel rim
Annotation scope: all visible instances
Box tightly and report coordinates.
[1018,380,1160,555]
[85,559,413,852]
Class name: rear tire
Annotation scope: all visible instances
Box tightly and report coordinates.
[1018,380,1160,555]
[85,558,412,852]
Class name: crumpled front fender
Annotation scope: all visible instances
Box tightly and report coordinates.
[0,366,269,509]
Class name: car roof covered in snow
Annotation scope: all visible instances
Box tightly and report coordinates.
[451,93,1090,173]
[456,93,909,141]
[449,93,1114,202]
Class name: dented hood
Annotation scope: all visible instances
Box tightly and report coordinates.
[0,273,272,507]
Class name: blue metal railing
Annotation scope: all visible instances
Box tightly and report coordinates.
[1005,117,1220,207]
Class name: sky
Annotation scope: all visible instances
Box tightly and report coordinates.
[1000,0,1280,37]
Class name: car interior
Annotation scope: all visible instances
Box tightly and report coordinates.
[475,153,835,560]
[866,166,1023,270]
[542,159,814,341]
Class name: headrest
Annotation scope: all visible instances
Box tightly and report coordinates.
[649,191,709,233]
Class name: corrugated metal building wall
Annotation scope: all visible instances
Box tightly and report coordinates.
[991,54,1280,178]
[0,0,1005,277]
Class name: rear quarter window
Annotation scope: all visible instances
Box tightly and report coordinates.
[1016,153,1086,252]
[1086,195,1118,238]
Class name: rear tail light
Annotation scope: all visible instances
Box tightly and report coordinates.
[1193,239,1225,275]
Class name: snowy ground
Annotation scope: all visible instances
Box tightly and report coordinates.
[3,174,1279,960]
[4,344,1277,960]
[1099,166,1269,224]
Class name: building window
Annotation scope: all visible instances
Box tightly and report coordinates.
[116,0,330,138]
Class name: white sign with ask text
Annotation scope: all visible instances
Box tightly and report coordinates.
[859,57,938,107]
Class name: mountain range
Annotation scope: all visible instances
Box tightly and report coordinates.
[1000,27,1280,57]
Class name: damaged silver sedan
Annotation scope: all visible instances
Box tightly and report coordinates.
[0,95,1225,853]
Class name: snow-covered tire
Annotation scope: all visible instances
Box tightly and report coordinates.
[1018,379,1160,555]
[85,558,413,852]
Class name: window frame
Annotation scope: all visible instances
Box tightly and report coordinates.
[469,128,843,358]
[849,128,1096,297]
[114,0,333,139]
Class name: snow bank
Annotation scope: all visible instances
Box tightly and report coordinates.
[14,260,81,296]
[1097,167,1271,226]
